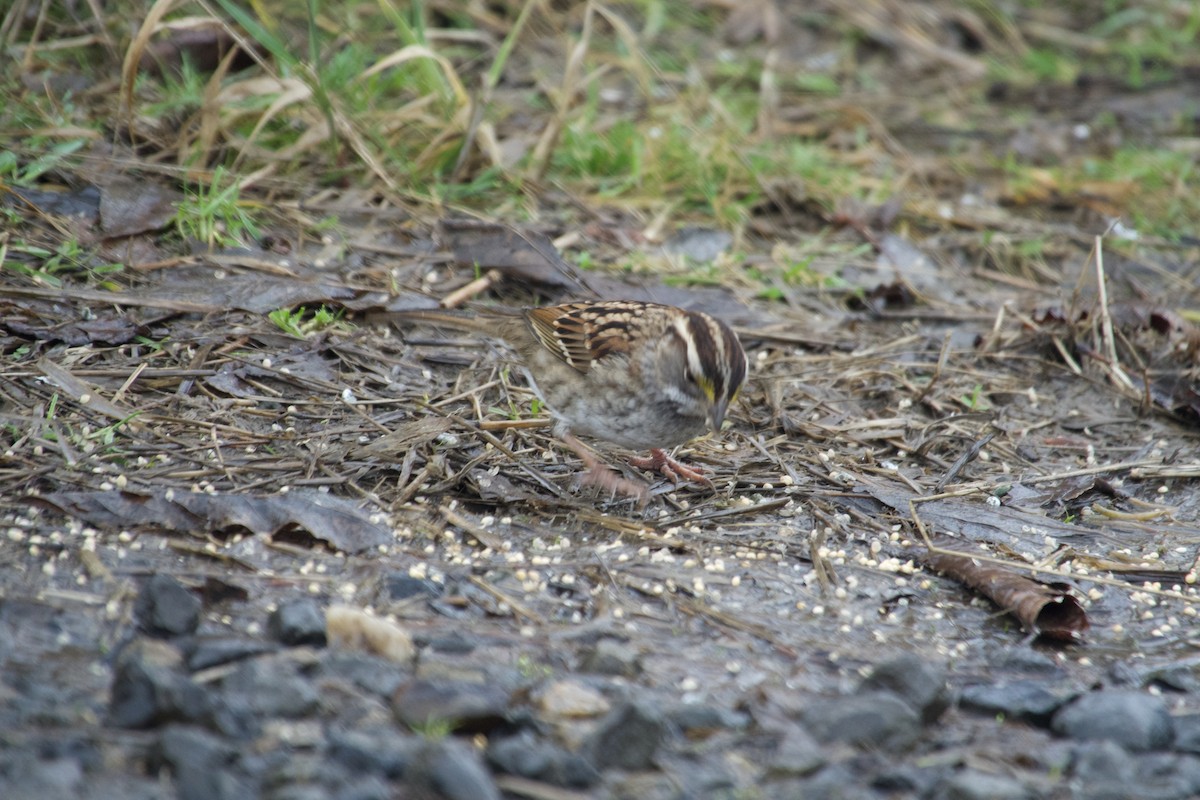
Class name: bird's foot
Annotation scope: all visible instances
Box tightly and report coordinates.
[628,448,714,488]
[561,433,650,507]
[580,462,650,507]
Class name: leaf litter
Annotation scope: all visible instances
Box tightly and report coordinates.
[6,225,1197,659]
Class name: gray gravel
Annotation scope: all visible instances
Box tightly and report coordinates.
[6,533,1200,800]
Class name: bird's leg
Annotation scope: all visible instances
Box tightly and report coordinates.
[627,448,714,488]
[560,433,649,507]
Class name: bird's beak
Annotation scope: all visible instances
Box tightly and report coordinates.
[709,397,729,433]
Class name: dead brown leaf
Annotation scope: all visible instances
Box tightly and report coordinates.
[137,21,256,78]
[96,175,181,239]
[441,221,583,292]
[1,301,144,346]
[922,542,1090,641]
[29,490,391,553]
[862,480,1098,549]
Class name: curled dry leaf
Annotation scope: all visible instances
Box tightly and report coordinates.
[921,544,1090,642]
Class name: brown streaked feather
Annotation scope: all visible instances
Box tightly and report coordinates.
[524,302,635,373]
[525,306,577,366]
[584,316,634,361]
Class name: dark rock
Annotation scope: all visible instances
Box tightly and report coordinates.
[260,751,325,790]
[1070,740,1138,798]
[206,694,262,741]
[384,573,443,601]
[326,727,419,778]
[801,691,922,752]
[0,756,83,799]
[996,648,1067,675]
[426,631,477,654]
[859,654,950,723]
[109,638,210,728]
[583,700,666,770]
[1174,714,1200,754]
[21,734,101,769]
[930,768,1033,800]
[765,726,826,777]
[487,732,551,777]
[311,681,393,732]
[873,764,945,794]
[488,730,600,788]
[181,636,275,671]
[960,680,1073,726]
[220,655,320,718]
[319,651,407,698]
[392,679,511,734]
[1110,659,1200,694]
[46,772,164,800]
[1107,660,1143,687]
[0,744,164,800]
[268,599,327,647]
[580,638,642,677]
[405,738,500,800]
[264,782,326,800]
[154,724,250,800]
[668,702,749,736]
[2,598,105,655]
[607,771,684,800]
[332,776,390,800]
[1052,690,1174,752]
[788,762,877,800]
[1132,753,1200,800]
[136,574,201,637]
[584,751,632,788]
[669,755,745,798]
[1148,667,1200,694]
[156,723,232,768]
[3,656,108,729]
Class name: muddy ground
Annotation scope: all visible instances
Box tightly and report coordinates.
[4,2,1200,799]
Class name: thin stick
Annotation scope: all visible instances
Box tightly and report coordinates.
[441,269,503,308]
[1093,235,1134,390]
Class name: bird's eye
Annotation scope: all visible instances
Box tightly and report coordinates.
[683,368,695,384]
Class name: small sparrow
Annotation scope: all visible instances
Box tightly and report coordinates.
[395,300,746,502]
